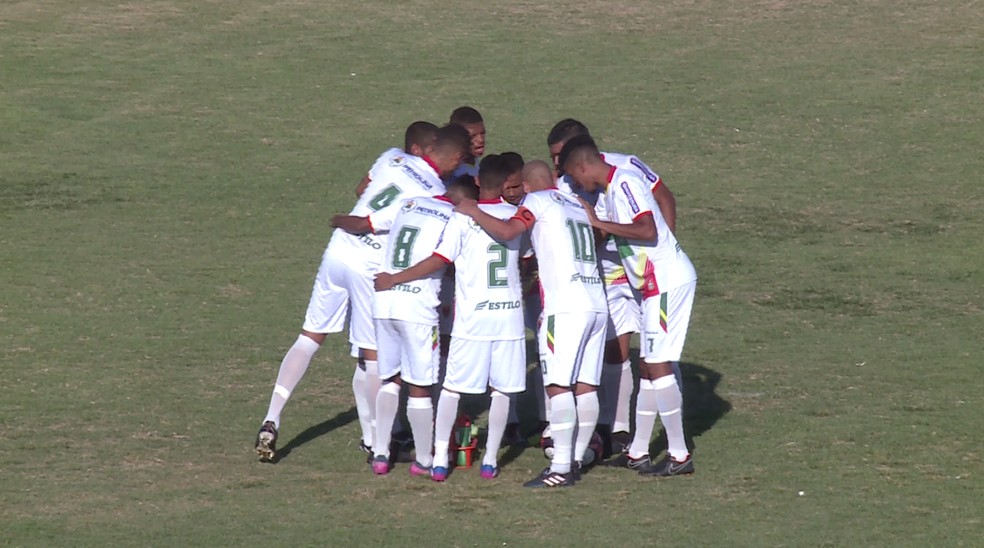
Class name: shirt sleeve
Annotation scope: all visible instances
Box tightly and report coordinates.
[613,175,654,222]
[628,155,662,188]
[434,213,464,263]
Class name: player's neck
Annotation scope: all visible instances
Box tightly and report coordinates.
[478,191,500,202]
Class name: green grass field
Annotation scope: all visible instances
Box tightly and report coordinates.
[2,0,982,545]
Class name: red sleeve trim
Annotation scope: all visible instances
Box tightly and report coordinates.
[651,176,663,191]
[433,252,452,264]
[632,211,652,223]
[366,216,375,233]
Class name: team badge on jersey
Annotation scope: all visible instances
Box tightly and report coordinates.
[401,199,417,212]
[389,155,407,167]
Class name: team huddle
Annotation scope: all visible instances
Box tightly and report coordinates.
[254,107,698,488]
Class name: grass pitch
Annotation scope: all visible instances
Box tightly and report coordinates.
[2,0,981,545]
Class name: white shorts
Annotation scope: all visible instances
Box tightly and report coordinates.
[374,318,440,386]
[444,338,527,394]
[538,311,606,388]
[641,281,696,363]
[302,248,376,351]
[605,282,642,340]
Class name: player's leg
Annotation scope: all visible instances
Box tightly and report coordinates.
[256,252,347,461]
[399,322,440,476]
[598,287,641,455]
[640,282,696,477]
[348,265,381,453]
[524,314,577,488]
[371,319,403,474]
[435,337,491,480]
[484,339,527,478]
[572,312,606,469]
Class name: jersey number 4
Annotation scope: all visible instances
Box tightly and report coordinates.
[368,184,401,211]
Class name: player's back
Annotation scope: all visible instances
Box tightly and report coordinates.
[373,196,454,324]
[328,154,446,270]
[439,200,524,340]
[520,189,607,315]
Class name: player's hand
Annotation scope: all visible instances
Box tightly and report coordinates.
[374,272,395,291]
[576,197,600,226]
[454,198,478,216]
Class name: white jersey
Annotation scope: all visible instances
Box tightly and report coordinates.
[367,147,404,181]
[373,196,455,324]
[515,189,607,315]
[556,152,664,290]
[601,167,696,298]
[326,154,446,272]
[435,200,524,340]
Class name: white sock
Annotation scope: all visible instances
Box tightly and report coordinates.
[362,359,380,448]
[598,362,622,428]
[613,359,633,433]
[548,392,575,474]
[483,391,510,467]
[432,389,460,469]
[406,397,434,467]
[373,382,400,459]
[573,392,600,464]
[352,367,372,447]
[653,374,688,460]
[264,335,320,427]
[628,379,658,459]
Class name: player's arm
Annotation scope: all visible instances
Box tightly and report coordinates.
[581,200,657,242]
[354,175,371,197]
[455,198,529,242]
[652,181,677,233]
[331,214,371,234]
[374,254,448,291]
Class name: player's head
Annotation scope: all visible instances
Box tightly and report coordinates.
[429,124,472,176]
[444,174,480,205]
[522,160,555,193]
[404,121,439,156]
[449,106,486,159]
[558,134,605,192]
[476,154,519,201]
[547,118,590,172]
[499,152,526,205]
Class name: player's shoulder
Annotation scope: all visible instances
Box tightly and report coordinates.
[478,199,517,216]
[604,150,659,184]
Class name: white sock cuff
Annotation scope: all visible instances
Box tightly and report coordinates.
[407,396,432,409]
[652,375,678,390]
[621,359,631,370]
[273,384,291,399]
[441,389,461,401]
[575,392,598,404]
[294,334,321,355]
[363,359,378,375]
[381,382,401,396]
[550,420,575,433]
[490,390,509,401]
[639,378,656,391]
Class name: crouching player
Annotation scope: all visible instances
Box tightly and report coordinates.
[368,178,479,475]
[376,155,525,481]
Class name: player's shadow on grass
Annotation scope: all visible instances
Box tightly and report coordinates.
[649,361,732,456]
[269,406,358,463]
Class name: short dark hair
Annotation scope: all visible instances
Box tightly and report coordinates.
[449,106,484,126]
[446,175,480,201]
[434,124,472,156]
[558,133,599,171]
[477,154,515,192]
[500,151,525,174]
[404,121,438,152]
[547,118,590,146]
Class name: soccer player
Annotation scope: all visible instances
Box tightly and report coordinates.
[253,125,469,462]
[559,135,697,477]
[376,155,526,481]
[355,121,439,197]
[449,106,486,179]
[547,118,679,456]
[456,159,608,488]
[367,178,479,475]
